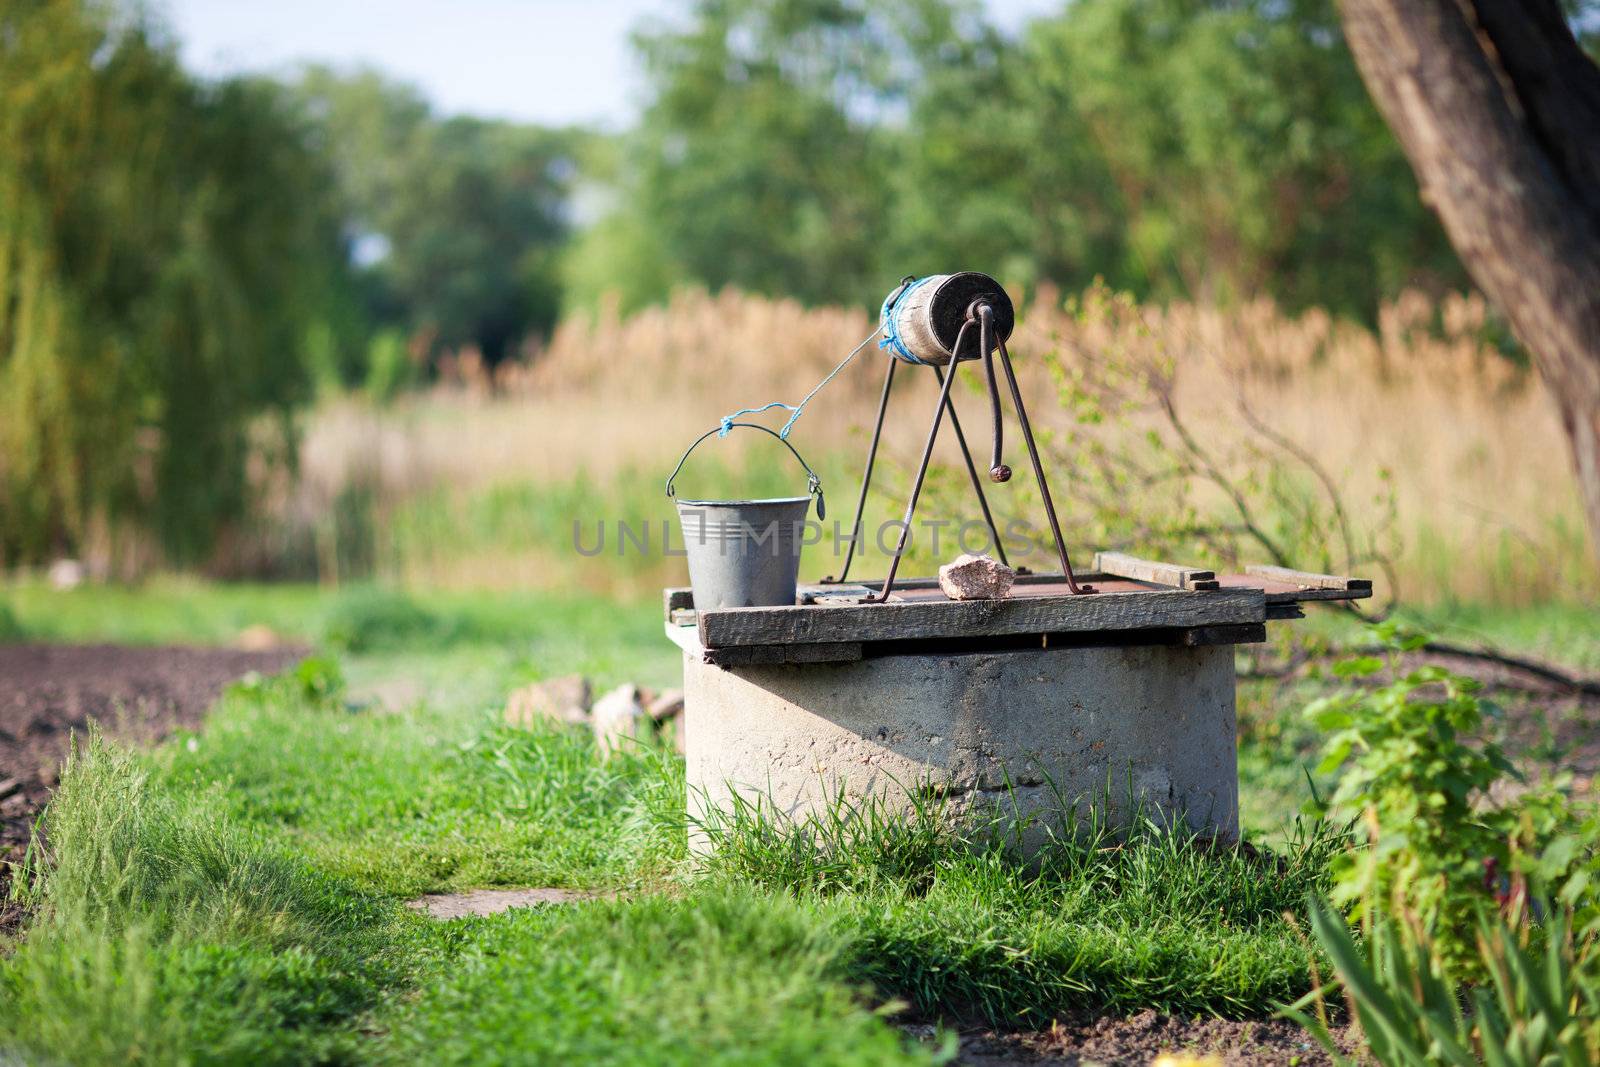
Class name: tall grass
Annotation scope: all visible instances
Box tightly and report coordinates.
[262,285,1590,605]
[692,785,1343,1023]
[0,734,402,1065]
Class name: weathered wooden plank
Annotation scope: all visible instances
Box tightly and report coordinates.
[704,641,864,667]
[665,620,863,664]
[1093,551,1219,590]
[1216,575,1370,605]
[1180,623,1267,647]
[696,587,1265,648]
[1243,564,1372,592]
[1265,603,1306,621]
[1267,587,1369,602]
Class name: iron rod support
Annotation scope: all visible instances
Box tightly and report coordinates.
[825,355,897,584]
[932,365,1009,567]
[986,306,1089,594]
[871,349,962,602]
[979,309,1006,480]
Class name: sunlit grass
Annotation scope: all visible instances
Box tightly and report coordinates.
[4,641,1341,1063]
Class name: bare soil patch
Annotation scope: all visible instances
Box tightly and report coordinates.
[0,643,302,901]
[908,1011,1355,1066]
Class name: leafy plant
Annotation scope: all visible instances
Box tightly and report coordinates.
[1286,624,1600,1063]
[1304,621,1516,969]
[1288,897,1600,1066]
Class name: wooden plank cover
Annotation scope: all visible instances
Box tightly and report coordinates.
[1242,564,1372,592]
[695,587,1265,649]
[1092,551,1220,591]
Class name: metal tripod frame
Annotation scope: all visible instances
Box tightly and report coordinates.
[823,300,1090,602]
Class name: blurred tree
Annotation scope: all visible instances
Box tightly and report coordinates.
[582,0,1466,322]
[880,0,1133,290]
[1027,0,1465,316]
[0,0,350,567]
[292,68,580,364]
[578,0,904,311]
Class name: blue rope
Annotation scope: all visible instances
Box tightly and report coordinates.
[717,325,884,439]
[878,275,936,365]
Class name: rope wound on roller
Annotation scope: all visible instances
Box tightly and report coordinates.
[878,271,1016,367]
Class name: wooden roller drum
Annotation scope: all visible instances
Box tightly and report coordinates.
[881,271,1016,366]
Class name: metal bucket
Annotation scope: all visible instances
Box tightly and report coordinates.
[675,496,812,609]
[666,423,826,610]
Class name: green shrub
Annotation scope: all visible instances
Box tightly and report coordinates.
[318,586,466,652]
[0,599,23,641]
[1305,622,1517,969]
[1290,624,1600,1063]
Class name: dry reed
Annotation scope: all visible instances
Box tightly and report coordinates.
[290,286,1593,605]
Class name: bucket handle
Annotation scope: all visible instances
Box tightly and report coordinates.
[665,422,826,521]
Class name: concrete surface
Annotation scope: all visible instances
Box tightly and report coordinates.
[682,642,1238,853]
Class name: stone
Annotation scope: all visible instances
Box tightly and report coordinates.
[592,683,649,758]
[937,553,1015,600]
[504,674,590,729]
[646,688,685,723]
[48,558,85,591]
[233,624,283,651]
[405,888,604,919]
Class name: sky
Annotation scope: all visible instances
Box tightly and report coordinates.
[161,0,1062,129]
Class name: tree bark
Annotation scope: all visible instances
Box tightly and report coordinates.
[1338,0,1600,565]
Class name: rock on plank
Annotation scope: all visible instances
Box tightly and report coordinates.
[937,553,1016,600]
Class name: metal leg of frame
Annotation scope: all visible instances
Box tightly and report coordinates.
[932,365,1009,567]
[987,311,1090,594]
[870,359,961,602]
[824,357,897,584]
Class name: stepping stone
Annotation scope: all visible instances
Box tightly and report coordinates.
[406,888,603,919]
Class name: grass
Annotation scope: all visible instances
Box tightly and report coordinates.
[694,793,1339,1022]
[2,579,1594,1062]
[0,582,1354,1064]
[0,735,405,1065]
[161,669,683,894]
[380,894,930,1067]
[3,707,1333,1064]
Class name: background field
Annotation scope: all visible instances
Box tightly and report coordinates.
[4,1,1599,1064]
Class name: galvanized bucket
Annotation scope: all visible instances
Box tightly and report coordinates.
[665,423,826,610]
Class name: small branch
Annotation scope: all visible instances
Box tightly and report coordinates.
[1241,639,1600,700]
[1410,640,1600,699]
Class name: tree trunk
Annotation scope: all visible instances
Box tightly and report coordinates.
[1338,0,1600,566]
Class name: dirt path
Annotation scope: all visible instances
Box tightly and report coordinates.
[905,1012,1357,1065]
[0,643,302,912]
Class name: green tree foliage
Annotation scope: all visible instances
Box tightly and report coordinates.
[0,0,350,566]
[1031,0,1463,312]
[607,0,903,308]
[578,0,1468,320]
[292,68,580,363]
